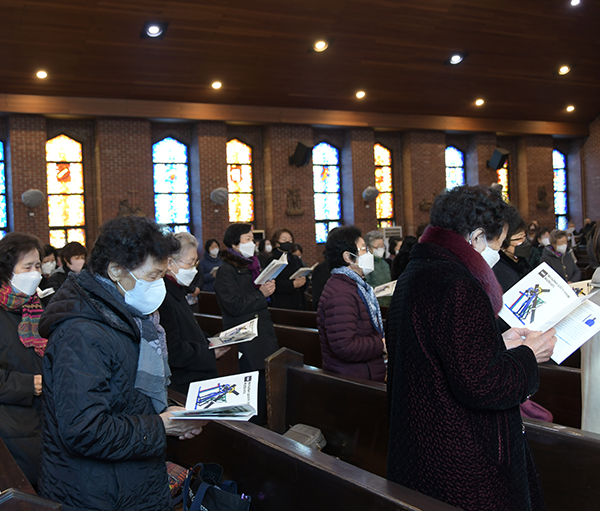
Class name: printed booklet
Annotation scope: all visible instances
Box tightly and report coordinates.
[208,318,258,349]
[254,252,288,285]
[373,280,397,298]
[498,262,600,364]
[288,262,318,280]
[171,371,259,421]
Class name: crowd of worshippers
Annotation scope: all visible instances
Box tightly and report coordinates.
[0,185,597,511]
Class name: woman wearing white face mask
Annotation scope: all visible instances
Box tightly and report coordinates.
[39,244,58,288]
[386,185,557,511]
[199,238,222,292]
[363,230,393,307]
[42,241,87,306]
[541,229,581,283]
[38,216,206,511]
[0,233,45,486]
[214,222,279,425]
[317,226,386,382]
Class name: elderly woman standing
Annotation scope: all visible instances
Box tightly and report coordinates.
[0,233,44,486]
[317,226,386,382]
[38,216,205,511]
[541,228,581,283]
[387,185,556,511]
[364,230,392,307]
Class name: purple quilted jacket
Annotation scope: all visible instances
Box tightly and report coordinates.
[317,273,386,382]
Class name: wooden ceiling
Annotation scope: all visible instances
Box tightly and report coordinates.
[0,0,599,127]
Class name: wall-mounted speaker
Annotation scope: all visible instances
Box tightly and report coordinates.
[487,148,510,170]
[289,142,312,167]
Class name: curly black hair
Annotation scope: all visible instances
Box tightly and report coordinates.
[88,216,180,277]
[429,185,509,241]
[0,233,43,285]
[223,223,252,248]
[325,225,362,269]
[204,238,220,253]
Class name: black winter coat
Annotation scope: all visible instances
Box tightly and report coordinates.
[159,276,217,394]
[214,251,278,372]
[266,249,307,310]
[38,271,170,511]
[0,307,43,486]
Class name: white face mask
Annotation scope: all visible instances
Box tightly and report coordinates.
[470,231,500,268]
[540,237,550,247]
[209,248,220,257]
[556,244,568,255]
[353,252,375,275]
[238,241,256,259]
[118,270,166,315]
[372,247,385,259]
[69,259,85,274]
[172,260,198,287]
[11,271,43,296]
[41,261,56,275]
[265,244,272,253]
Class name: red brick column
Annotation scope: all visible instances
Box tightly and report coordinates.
[466,133,498,186]
[582,115,600,222]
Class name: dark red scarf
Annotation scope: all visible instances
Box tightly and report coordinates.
[420,226,504,315]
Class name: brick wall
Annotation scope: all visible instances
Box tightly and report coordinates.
[582,115,600,222]
[465,134,497,186]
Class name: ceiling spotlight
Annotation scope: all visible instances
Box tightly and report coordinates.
[314,40,328,52]
[36,70,48,79]
[566,105,575,112]
[558,65,571,75]
[212,81,222,90]
[571,0,580,5]
[475,99,484,106]
[356,91,366,99]
[141,21,168,39]
[449,54,463,65]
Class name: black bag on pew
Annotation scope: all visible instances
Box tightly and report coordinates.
[182,462,251,511]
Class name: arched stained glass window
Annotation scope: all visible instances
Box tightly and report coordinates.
[445,146,465,190]
[0,141,6,239]
[497,160,509,201]
[46,135,86,248]
[227,139,254,223]
[553,149,568,230]
[313,142,341,243]
[374,144,394,227]
[153,137,190,233]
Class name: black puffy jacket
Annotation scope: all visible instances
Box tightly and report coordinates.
[38,271,171,511]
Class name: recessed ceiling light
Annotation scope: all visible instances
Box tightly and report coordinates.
[566,105,575,112]
[475,99,484,106]
[141,21,169,39]
[356,91,366,99]
[212,81,222,90]
[36,70,47,79]
[314,40,328,52]
[558,65,571,75]
[571,0,580,6]
[449,54,463,65]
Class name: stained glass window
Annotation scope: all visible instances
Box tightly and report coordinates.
[553,149,568,230]
[46,135,85,248]
[374,144,394,228]
[445,146,465,190]
[497,160,509,201]
[227,139,254,223]
[313,142,341,243]
[0,141,6,239]
[153,137,190,232]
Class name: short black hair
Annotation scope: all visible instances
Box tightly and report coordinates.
[271,228,294,247]
[88,216,180,277]
[223,223,252,248]
[291,243,303,254]
[43,244,58,259]
[325,225,362,269]
[204,238,220,253]
[429,185,509,241]
[398,235,417,254]
[60,242,87,265]
[257,239,270,253]
[501,205,526,249]
[0,233,43,285]
[388,236,401,256]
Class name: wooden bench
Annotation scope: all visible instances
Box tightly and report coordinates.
[166,390,458,511]
[198,291,221,315]
[536,364,582,429]
[268,307,318,329]
[265,348,600,511]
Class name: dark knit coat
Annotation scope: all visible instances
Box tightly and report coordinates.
[214,250,279,372]
[386,226,544,511]
[317,273,386,382]
[266,249,307,311]
[493,250,532,293]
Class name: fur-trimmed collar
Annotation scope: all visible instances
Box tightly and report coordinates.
[220,249,249,269]
[420,225,503,315]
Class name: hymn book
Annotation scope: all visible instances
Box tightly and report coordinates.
[171,371,259,421]
[254,252,288,285]
[288,262,318,280]
[373,280,397,298]
[207,318,258,349]
[498,263,600,364]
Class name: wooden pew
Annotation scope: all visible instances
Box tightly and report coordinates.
[536,364,582,429]
[268,307,318,329]
[0,439,61,509]
[266,348,600,511]
[166,391,458,511]
[198,291,221,315]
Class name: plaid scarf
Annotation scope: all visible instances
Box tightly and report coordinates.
[0,282,46,357]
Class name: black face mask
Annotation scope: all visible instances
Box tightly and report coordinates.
[279,242,293,252]
[514,239,532,259]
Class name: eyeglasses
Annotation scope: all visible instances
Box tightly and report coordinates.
[173,258,198,269]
